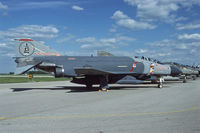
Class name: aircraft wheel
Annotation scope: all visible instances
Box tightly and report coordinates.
[158,83,163,88]
[183,76,187,83]
[192,76,196,80]
[157,77,164,89]
[101,87,110,92]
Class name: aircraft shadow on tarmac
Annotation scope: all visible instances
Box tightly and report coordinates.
[10,84,161,93]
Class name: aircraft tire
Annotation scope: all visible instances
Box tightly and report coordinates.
[183,76,187,83]
[192,76,196,80]
[158,83,163,88]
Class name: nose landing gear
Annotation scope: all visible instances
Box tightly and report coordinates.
[158,77,164,88]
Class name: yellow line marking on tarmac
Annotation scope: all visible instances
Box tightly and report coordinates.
[0,107,199,120]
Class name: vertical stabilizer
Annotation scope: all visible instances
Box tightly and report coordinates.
[15,38,60,57]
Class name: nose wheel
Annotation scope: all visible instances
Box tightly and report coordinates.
[158,77,164,88]
[99,86,110,92]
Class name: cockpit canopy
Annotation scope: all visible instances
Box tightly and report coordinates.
[134,56,160,63]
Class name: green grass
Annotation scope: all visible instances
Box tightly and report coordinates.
[0,77,70,84]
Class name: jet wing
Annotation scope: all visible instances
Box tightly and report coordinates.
[74,67,141,76]
[74,68,110,75]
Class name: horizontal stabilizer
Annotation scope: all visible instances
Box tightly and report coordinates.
[15,65,35,75]
[15,61,42,74]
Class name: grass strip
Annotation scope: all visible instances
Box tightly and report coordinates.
[0,77,70,84]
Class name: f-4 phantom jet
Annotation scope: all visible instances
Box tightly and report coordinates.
[161,62,199,83]
[14,39,181,91]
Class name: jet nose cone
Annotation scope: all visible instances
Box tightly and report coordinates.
[170,65,182,76]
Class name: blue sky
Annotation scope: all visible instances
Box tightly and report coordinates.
[0,0,200,73]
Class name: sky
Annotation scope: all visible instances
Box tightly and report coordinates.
[0,0,200,73]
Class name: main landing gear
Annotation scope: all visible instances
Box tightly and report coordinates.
[192,75,196,80]
[158,77,164,88]
[98,75,110,92]
[183,76,187,83]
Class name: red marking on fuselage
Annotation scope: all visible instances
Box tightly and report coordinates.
[130,61,138,72]
[149,63,155,74]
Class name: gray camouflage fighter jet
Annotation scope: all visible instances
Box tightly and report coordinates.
[14,39,181,91]
[117,56,182,84]
[162,62,199,83]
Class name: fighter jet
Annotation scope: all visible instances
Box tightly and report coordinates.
[116,56,182,84]
[162,62,199,83]
[14,39,181,91]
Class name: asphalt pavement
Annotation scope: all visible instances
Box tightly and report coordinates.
[0,80,200,133]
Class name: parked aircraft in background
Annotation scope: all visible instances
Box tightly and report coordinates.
[14,39,183,91]
[162,62,200,83]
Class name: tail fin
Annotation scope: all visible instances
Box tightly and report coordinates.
[15,38,60,57]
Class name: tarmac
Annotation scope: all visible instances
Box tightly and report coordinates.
[0,79,200,133]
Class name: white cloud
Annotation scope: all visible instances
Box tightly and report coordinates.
[0,2,8,10]
[190,49,197,54]
[178,33,200,40]
[124,0,179,22]
[100,38,116,43]
[3,53,15,57]
[57,34,75,43]
[174,17,188,22]
[109,28,117,32]
[190,42,200,47]
[180,0,200,7]
[135,49,148,54]
[76,37,96,43]
[77,37,115,49]
[117,36,136,42]
[148,39,175,47]
[72,5,84,11]
[123,0,200,22]
[0,25,59,57]
[81,43,114,49]
[76,35,135,50]
[0,43,7,48]
[0,25,59,41]
[0,42,14,57]
[176,23,200,30]
[12,1,69,10]
[158,53,171,57]
[111,10,156,30]
[145,37,200,65]
[112,10,129,20]
[177,44,188,49]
